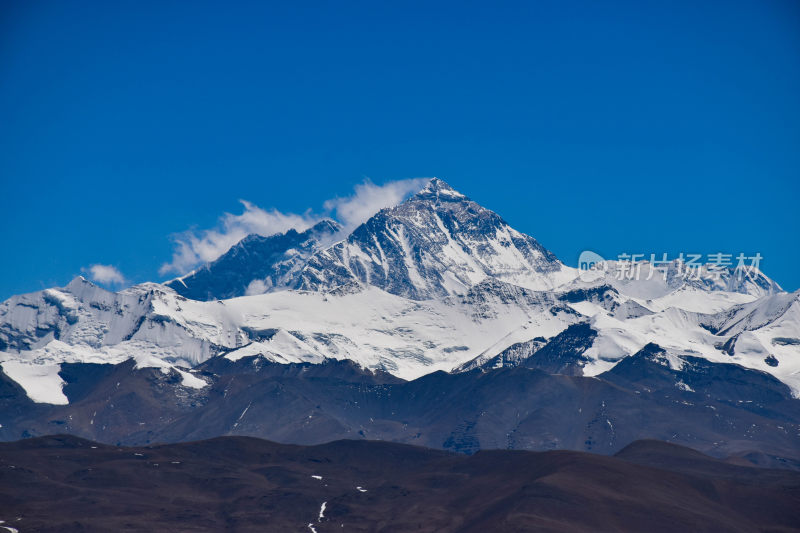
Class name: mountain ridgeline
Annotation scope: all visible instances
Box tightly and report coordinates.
[165,219,341,300]
[0,178,798,468]
[166,179,571,301]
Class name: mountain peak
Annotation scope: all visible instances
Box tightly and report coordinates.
[296,179,567,299]
[414,178,466,201]
[65,276,96,292]
[309,218,342,237]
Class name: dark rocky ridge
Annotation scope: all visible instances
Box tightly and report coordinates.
[2,351,799,467]
[456,322,596,374]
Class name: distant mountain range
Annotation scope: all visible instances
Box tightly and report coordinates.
[1,178,798,466]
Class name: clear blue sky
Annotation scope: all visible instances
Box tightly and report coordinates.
[1,0,799,299]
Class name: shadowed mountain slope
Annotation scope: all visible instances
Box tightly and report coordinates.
[2,354,799,467]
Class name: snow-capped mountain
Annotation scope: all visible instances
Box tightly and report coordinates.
[0,178,798,409]
[295,178,576,299]
[583,259,781,308]
[166,219,341,300]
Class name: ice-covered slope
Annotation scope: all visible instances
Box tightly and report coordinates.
[578,259,780,309]
[219,280,583,377]
[702,291,800,378]
[0,277,243,364]
[552,283,800,392]
[0,276,585,402]
[607,260,782,300]
[295,178,577,299]
[0,278,239,400]
[447,281,800,393]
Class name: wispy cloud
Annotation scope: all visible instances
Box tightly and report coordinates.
[159,202,317,276]
[85,264,126,286]
[324,178,430,231]
[159,178,431,277]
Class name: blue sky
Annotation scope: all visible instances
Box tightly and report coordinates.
[1,0,798,298]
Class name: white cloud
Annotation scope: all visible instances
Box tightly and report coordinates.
[159,202,318,276]
[245,279,269,296]
[85,264,126,286]
[324,178,431,231]
[159,178,432,277]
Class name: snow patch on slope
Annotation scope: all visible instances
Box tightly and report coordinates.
[0,360,68,404]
